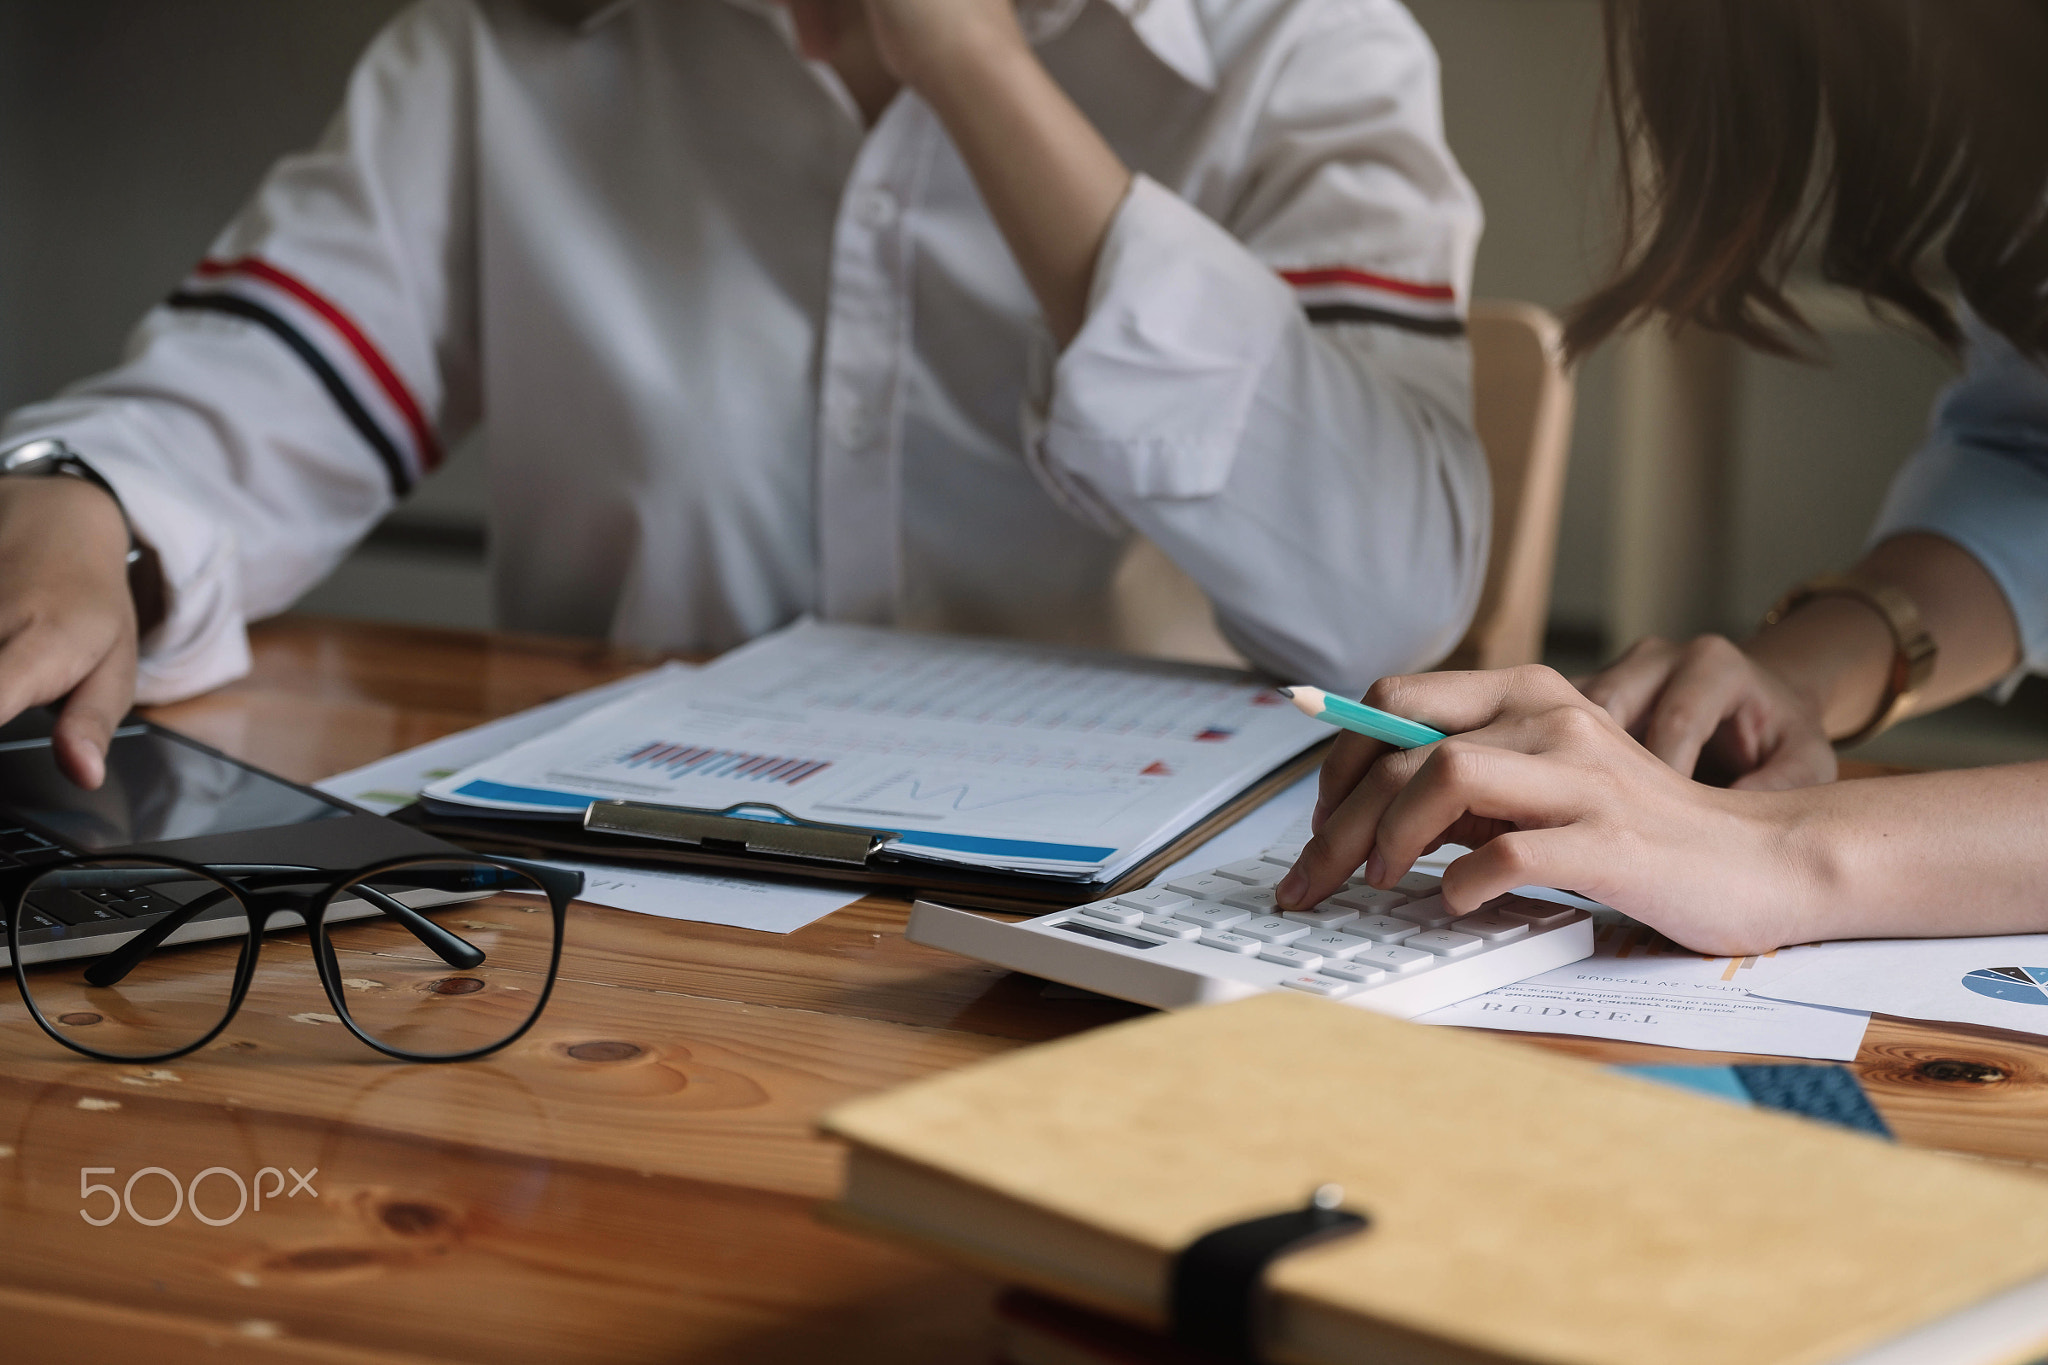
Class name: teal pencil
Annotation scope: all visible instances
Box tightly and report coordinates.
[1276,685,1446,749]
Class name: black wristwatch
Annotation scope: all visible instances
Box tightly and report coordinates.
[0,437,142,565]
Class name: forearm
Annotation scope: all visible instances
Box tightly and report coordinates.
[1132,333,1487,689]
[1778,759,2048,940]
[902,27,1130,346]
[1747,531,2022,738]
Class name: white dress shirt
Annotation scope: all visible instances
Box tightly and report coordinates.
[1871,308,2048,688]
[3,0,1486,702]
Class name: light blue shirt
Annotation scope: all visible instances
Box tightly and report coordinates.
[1871,308,2048,685]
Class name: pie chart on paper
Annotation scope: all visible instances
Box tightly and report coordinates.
[1961,967,2048,1005]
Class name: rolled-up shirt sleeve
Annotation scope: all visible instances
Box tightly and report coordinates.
[0,0,478,703]
[1870,308,2048,684]
[1021,0,1488,692]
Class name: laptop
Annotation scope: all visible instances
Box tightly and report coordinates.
[0,708,465,967]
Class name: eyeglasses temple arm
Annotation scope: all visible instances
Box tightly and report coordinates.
[345,885,485,970]
[75,868,482,988]
[81,886,239,988]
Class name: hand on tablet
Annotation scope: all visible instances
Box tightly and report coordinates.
[0,477,141,789]
[1276,666,1816,957]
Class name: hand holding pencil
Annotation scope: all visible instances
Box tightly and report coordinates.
[1274,667,1806,958]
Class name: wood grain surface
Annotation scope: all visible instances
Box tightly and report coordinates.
[2,616,2041,1364]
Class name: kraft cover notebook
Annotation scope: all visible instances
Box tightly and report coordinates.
[821,993,2048,1365]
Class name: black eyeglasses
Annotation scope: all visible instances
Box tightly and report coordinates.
[3,854,580,1063]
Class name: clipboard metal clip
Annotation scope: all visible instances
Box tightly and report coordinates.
[581,800,900,868]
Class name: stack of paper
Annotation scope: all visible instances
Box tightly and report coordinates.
[421,621,1325,883]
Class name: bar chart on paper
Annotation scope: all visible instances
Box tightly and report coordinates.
[422,621,1327,878]
[607,742,835,787]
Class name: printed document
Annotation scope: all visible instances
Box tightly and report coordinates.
[317,664,692,815]
[1752,933,2048,1037]
[423,621,1325,880]
[1419,912,1871,1060]
[317,662,859,933]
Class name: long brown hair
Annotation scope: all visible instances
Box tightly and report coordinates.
[1565,0,2048,363]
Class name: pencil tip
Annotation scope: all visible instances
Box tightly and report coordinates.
[1274,686,1295,698]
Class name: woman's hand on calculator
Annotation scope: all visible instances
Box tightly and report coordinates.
[0,477,141,789]
[1273,666,1816,958]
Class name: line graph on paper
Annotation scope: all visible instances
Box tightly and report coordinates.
[818,768,1151,824]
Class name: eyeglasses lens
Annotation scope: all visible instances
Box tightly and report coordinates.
[319,860,558,1059]
[12,860,251,1059]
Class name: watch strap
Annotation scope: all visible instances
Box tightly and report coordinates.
[1761,573,1937,747]
[1,438,142,565]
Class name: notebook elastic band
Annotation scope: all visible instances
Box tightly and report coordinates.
[1167,1186,1369,1363]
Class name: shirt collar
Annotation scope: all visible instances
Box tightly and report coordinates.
[556,0,1216,94]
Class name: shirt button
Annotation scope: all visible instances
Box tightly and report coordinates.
[851,189,898,230]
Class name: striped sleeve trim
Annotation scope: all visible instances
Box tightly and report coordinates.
[1278,267,1464,336]
[167,256,441,492]
[166,291,414,498]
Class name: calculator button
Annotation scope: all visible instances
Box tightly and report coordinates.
[1234,916,1309,944]
[1079,902,1146,927]
[1352,943,1436,974]
[1115,888,1193,915]
[1296,931,1372,959]
[1345,915,1420,944]
[1167,874,1241,899]
[1139,915,1203,940]
[1393,871,1442,898]
[1261,840,1306,863]
[1319,959,1389,985]
[1197,930,1261,955]
[1278,974,1352,998]
[1406,929,1485,958]
[1213,859,1285,887]
[1391,894,1455,929]
[1328,886,1409,916]
[1318,957,1384,986]
[1221,888,1286,916]
[1492,895,1575,927]
[1279,905,1359,929]
[1259,945,1326,971]
[1450,912,1529,942]
[1173,903,1251,930]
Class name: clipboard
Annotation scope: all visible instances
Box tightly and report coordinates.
[389,740,1329,915]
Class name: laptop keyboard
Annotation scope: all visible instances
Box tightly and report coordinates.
[0,825,66,868]
[0,825,97,943]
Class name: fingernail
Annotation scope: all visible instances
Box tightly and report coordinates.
[1277,870,1307,907]
[1364,851,1385,886]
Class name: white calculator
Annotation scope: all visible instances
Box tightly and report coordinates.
[907,834,1595,1018]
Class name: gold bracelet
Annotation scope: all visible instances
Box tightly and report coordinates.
[1760,574,1937,748]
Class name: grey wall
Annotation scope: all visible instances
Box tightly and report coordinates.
[0,0,1971,647]
[0,1,409,408]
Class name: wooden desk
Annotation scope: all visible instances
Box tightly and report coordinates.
[5,617,2045,1364]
